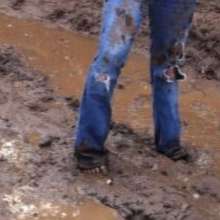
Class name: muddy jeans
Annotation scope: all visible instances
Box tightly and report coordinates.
[75,0,197,154]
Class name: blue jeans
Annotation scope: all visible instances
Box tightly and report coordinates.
[75,0,196,154]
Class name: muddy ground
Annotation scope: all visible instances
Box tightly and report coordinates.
[0,1,220,220]
[1,45,220,220]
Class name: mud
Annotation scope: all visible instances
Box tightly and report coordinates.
[0,1,220,220]
[0,0,220,80]
[0,42,219,220]
[0,12,149,131]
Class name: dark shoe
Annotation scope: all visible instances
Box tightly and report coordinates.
[158,147,190,161]
[74,148,109,174]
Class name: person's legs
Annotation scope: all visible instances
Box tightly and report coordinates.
[149,0,196,158]
[74,0,143,169]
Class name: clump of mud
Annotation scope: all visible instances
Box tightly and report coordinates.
[0,46,25,76]
[189,0,220,80]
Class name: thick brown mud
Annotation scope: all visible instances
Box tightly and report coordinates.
[0,2,220,220]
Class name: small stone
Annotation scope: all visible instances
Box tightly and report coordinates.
[64,56,70,61]
[183,177,189,183]
[106,179,113,185]
[152,164,159,171]
[61,212,67,218]
[39,135,54,148]
[193,193,200,200]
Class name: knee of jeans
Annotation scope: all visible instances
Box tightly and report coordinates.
[87,72,116,99]
[151,40,186,84]
[151,40,185,66]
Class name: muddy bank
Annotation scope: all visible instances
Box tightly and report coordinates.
[1,46,220,220]
[0,0,220,80]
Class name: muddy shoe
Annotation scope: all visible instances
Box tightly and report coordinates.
[158,147,190,161]
[74,149,109,175]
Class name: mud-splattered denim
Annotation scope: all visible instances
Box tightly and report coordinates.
[75,0,197,154]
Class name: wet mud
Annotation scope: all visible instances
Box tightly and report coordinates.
[0,1,220,220]
[0,0,219,80]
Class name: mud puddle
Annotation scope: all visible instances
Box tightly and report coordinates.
[21,201,120,220]
[2,175,120,220]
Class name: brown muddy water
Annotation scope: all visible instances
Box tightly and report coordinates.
[22,200,120,220]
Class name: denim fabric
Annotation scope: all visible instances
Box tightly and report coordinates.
[75,0,197,154]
